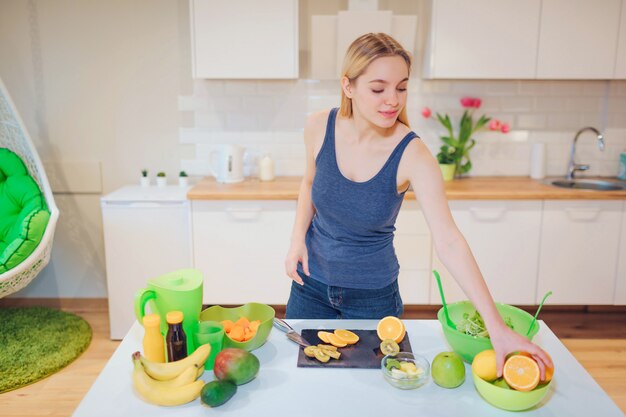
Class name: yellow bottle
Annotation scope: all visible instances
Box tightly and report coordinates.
[142,314,165,363]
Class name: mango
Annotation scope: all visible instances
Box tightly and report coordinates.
[200,380,237,407]
[214,348,260,385]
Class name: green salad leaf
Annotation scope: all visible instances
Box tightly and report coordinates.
[456,310,515,338]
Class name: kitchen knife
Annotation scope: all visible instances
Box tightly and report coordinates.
[273,317,312,347]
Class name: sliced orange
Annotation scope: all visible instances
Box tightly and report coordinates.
[503,354,540,392]
[376,316,405,343]
[326,333,348,348]
[317,331,333,344]
[333,329,359,345]
[509,351,554,383]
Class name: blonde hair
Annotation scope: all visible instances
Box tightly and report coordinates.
[339,33,412,127]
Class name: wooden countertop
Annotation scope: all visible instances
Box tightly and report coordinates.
[187,176,626,200]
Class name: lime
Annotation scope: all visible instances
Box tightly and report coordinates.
[380,339,400,356]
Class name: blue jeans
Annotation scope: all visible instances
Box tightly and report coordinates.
[285,272,404,319]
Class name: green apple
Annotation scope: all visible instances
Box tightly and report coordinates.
[431,351,465,388]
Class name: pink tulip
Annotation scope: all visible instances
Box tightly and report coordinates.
[500,123,510,133]
[488,119,501,131]
[421,107,432,118]
[460,97,474,108]
[460,97,482,108]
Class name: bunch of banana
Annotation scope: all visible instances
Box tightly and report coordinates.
[131,344,211,407]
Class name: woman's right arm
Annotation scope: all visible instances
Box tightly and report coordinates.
[284,111,325,285]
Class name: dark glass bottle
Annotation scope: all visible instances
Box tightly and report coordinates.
[165,311,187,362]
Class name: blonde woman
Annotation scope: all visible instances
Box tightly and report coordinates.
[284,33,552,380]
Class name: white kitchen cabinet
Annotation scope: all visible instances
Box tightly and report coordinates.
[192,200,296,304]
[429,201,542,305]
[395,201,432,304]
[190,0,298,79]
[423,0,541,79]
[101,186,193,339]
[615,0,626,78]
[613,202,626,304]
[536,0,622,79]
[537,200,622,304]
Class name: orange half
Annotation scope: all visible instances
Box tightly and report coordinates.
[376,316,405,343]
[503,354,540,392]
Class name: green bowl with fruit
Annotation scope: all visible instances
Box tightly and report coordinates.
[437,301,539,363]
[381,352,430,390]
[472,369,552,411]
[200,303,275,351]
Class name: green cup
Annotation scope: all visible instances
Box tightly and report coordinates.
[194,321,224,370]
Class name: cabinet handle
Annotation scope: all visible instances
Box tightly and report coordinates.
[469,207,507,222]
[564,207,601,222]
[225,207,262,221]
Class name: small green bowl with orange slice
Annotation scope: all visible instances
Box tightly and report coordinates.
[200,302,275,351]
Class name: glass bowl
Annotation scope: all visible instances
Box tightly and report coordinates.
[381,352,430,390]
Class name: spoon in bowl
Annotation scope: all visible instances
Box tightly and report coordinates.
[526,291,553,337]
[433,270,456,330]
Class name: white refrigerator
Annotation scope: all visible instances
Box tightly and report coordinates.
[101,185,193,339]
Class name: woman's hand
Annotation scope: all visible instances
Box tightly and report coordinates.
[284,241,309,285]
[488,324,554,381]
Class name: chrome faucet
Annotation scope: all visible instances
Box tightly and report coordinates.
[565,126,605,180]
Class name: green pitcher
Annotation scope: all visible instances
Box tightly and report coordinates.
[135,269,203,355]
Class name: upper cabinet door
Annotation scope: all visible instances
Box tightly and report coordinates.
[423,0,541,79]
[190,0,299,79]
[536,0,622,79]
[615,1,626,79]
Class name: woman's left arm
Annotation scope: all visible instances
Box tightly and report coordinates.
[399,139,553,379]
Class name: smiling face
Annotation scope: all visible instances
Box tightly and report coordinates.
[342,55,409,130]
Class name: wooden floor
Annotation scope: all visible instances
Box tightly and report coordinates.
[0,301,625,417]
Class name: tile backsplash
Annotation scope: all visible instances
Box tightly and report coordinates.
[180,79,626,179]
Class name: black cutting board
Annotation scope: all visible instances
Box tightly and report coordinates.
[296,329,412,369]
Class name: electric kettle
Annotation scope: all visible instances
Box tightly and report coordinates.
[209,145,245,183]
[135,269,204,354]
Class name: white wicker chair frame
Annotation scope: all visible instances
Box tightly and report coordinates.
[0,77,59,297]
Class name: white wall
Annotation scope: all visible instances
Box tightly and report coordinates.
[0,0,191,297]
[1,0,625,298]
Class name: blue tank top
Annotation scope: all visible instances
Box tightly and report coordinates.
[298,108,418,289]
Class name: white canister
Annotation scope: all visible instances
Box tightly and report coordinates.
[529,143,546,180]
[259,154,275,182]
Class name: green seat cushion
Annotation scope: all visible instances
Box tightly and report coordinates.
[0,148,50,273]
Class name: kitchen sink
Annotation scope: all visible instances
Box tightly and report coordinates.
[544,177,626,191]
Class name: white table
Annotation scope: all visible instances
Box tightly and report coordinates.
[73,320,625,417]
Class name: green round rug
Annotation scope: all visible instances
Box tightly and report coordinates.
[0,306,92,394]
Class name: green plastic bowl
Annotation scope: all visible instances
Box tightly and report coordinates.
[473,370,552,411]
[437,301,539,363]
[199,303,275,351]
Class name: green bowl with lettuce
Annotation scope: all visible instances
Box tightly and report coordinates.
[437,301,539,363]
